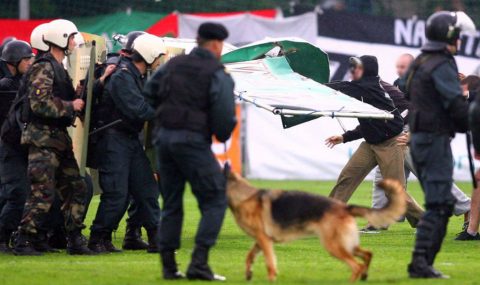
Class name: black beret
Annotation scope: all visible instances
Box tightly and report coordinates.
[197,22,229,41]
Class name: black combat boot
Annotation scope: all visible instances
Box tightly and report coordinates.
[88,231,107,254]
[160,250,185,280]
[47,228,67,249]
[32,232,60,253]
[408,252,448,279]
[186,246,226,281]
[13,233,43,256]
[0,230,12,253]
[122,225,148,250]
[146,228,159,253]
[103,232,122,253]
[67,230,96,255]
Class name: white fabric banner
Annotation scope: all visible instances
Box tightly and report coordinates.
[244,103,478,181]
[178,12,318,45]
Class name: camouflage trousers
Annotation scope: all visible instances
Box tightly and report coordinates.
[19,144,88,235]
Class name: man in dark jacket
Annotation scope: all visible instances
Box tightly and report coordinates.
[393,54,414,93]
[144,23,236,281]
[325,55,423,220]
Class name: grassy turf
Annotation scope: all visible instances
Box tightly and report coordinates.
[0,180,478,285]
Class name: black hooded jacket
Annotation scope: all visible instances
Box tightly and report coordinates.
[326,56,404,144]
[327,78,404,144]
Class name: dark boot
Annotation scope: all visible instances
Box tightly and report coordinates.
[47,229,67,249]
[408,252,449,279]
[103,232,122,253]
[67,230,96,255]
[88,231,107,254]
[186,246,226,281]
[122,226,148,250]
[0,230,12,254]
[146,228,159,253]
[13,233,43,256]
[160,250,185,280]
[33,231,60,253]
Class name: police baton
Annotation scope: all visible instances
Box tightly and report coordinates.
[466,132,478,189]
[89,119,122,136]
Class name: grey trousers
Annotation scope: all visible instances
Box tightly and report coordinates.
[372,147,471,216]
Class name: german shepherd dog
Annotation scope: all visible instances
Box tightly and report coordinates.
[226,172,406,282]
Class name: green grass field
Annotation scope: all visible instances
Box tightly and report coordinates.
[0,180,479,285]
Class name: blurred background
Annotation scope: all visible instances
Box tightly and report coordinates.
[1,0,480,19]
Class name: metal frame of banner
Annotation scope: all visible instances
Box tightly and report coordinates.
[235,91,395,120]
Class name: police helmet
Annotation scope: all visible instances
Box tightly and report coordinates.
[123,31,145,53]
[30,23,50,52]
[0,37,16,57]
[0,40,34,65]
[423,11,476,51]
[131,34,166,65]
[43,19,79,49]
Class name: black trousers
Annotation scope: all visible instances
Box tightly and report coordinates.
[90,131,160,234]
[0,141,29,233]
[410,133,456,265]
[156,128,227,251]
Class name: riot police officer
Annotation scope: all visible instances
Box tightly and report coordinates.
[144,22,236,281]
[88,34,165,254]
[404,11,476,278]
[13,19,93,256]
[0,40,34,253]
[0,40,34,91]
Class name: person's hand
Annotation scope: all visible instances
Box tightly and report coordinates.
[72,99,85,112]
[325,135,343,148]
[100,64,116,83]
[396,132,410,146]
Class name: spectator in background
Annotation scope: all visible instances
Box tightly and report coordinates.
[394,53,414,92]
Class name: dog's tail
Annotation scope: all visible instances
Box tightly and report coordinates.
[346,179,407,228]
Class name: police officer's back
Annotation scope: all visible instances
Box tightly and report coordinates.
[405,11,476,278]
[144,23,236,281]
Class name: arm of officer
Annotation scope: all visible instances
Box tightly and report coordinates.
[209,69,237,143]
[342,125,363,143]
[143,64,168,109]
[108,70,155,121]
[28,62,74,118]
[431,62,469,132]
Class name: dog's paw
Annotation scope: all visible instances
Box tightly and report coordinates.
[246,270,253,281]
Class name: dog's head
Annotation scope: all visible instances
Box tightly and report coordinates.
[226,171,258,206]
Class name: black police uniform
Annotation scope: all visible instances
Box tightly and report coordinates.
[0,61,26,251]
[144,43,236,279]
[406,49,469,273]
[89,56,160,250]
[89,54,154,250]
